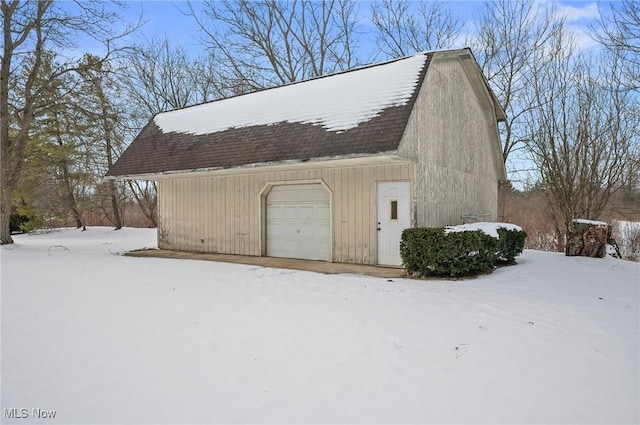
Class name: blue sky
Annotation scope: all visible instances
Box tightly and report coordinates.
[65,0,610,187]
[111,0,605,57]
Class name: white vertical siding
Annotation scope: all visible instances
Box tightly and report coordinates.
[398,55,502,227]
[157,162,414,264]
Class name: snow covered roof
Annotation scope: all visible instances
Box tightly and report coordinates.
[154,54,427,135]
[107,48,503,179]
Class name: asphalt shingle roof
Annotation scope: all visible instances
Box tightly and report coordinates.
[107,53,432,178]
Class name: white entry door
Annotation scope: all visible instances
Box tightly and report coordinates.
[377,182,410,266]
[267,184,330,261]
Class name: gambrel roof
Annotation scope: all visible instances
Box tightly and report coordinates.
[107,49,504,179]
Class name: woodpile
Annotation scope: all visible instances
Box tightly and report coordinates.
[565,219,609,258]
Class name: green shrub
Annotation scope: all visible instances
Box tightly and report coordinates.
[495,227,527,265]
[400,227,497,277]
[9,211,30,234]
[400,224,527,278]
[10,208,43,234]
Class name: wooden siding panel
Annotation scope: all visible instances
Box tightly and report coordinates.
[354,167,363,262]
[341,168,349,261]
[398,57,500,227]
[248,175,255,256]
[219,177,226,252]
[157,181,166,248]
[362,166,372,263]
[202,178,208,252]
[348,167,356,263]
[175,180,183,250]
[158,162,413,264]
[212,177,219,253]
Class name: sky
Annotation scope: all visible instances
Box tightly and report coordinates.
[113,0,605,58]
[62,0,610,188]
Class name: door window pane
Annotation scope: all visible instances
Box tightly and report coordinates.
[390,200,398,220]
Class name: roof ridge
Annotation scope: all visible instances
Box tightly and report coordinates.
[154,51,434,118]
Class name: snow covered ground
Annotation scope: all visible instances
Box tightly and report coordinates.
[2,227,639,424]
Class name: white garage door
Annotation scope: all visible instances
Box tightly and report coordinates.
[267,184,330,261]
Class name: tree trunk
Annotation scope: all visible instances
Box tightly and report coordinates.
[65,190,83,229]
[0,182,14,244]
[1,1,50,245]
[128,180,157,227]
[565,221,608,258]
[55,122,84,230]
[91,67,123,231]
[109,180,122,230]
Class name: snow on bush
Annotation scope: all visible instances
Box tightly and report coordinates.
[444,222,523,238]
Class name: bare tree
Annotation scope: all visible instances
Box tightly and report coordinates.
[118,37,221,228]
[120,1,359,227]
[127,180,157,227]
[470,0,565,169]
[526,39,640,251]
[120,37,207,120]
[0,0,135,243]
[189,0,360,90]
[370,0,461,59]
[590,0,640,91]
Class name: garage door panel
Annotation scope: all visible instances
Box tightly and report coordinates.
[298,206,315,220]
[298,188,316,202]
[317,206,330,220]
[267,190,283,202]
[282,206,299,219]
[266,223,282,235]
[315,244,330,261]
[315,222,330,238]
[267,184,330,261]
[267,239,284,252]
[298,224,315,238]
[297,240,315,255]
[281,223,299,238]
[268,207,283,219]
[269,237,300,256]
[314,188,330,202]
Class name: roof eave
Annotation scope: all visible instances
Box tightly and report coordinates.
[453,48,506,122]
[105,151,407,181]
